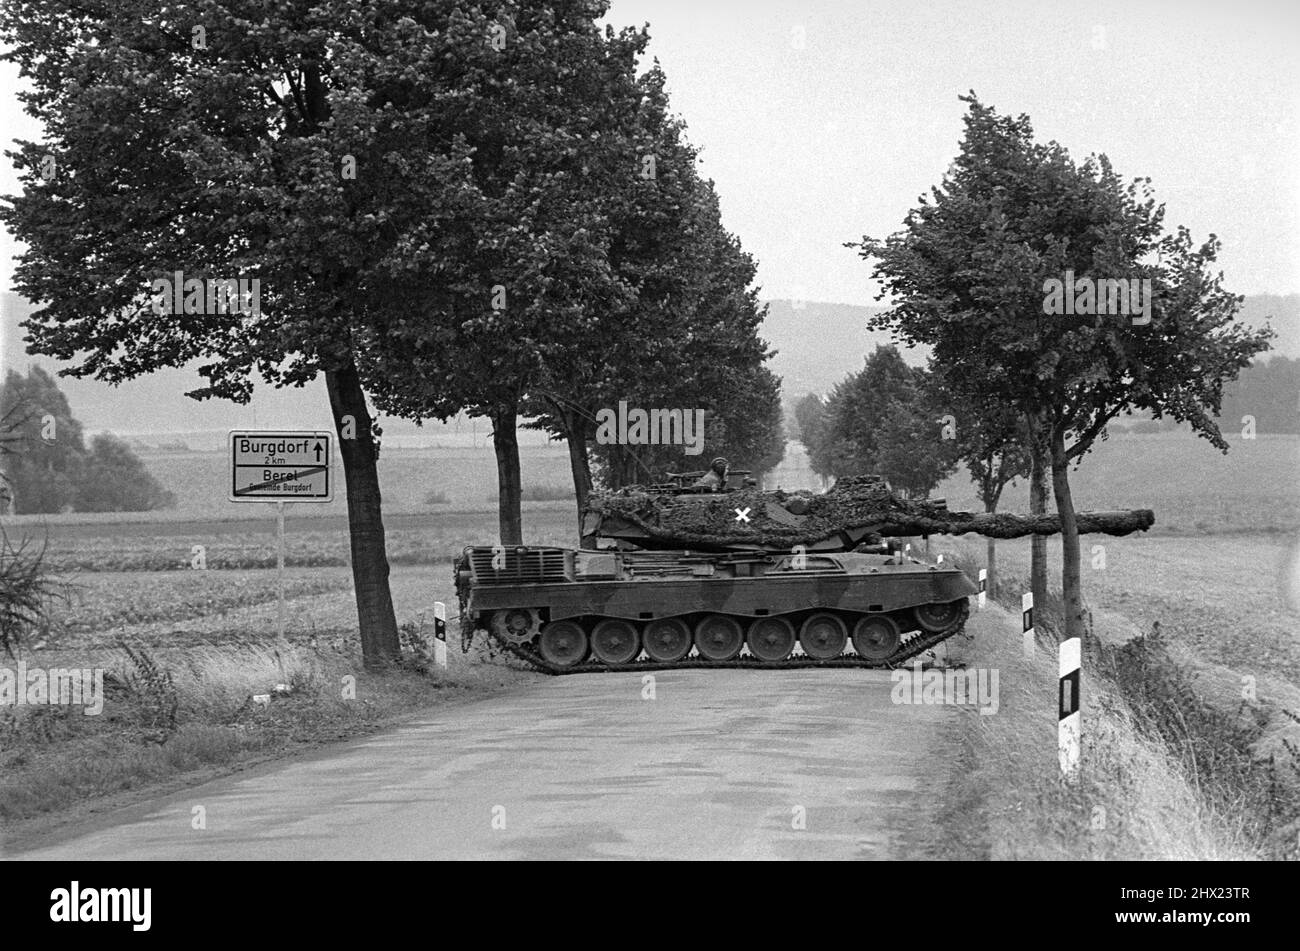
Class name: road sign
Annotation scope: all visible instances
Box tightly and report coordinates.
[229,431,333,502]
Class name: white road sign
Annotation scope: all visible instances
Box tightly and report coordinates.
[229,431,333,502]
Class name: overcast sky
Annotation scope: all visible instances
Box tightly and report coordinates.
[2,0,1297,309]
[603,0,1300,302]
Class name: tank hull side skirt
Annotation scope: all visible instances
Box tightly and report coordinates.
[468,571,977,621]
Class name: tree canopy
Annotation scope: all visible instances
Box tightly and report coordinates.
[854,92,1273,639]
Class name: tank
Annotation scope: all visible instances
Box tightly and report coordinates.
[454,473,978,673]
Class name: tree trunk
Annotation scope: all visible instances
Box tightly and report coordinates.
[984,498,998,600]
[491,405,523,545]
[1050,429,1086,642]
[563,414,593,540]
[1029,442,1049,612]
[324,361,400,670]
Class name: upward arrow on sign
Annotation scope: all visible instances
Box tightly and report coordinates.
[314,441,323,462]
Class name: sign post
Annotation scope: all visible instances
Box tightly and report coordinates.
[276,500,286,641]
[229,431,334,641]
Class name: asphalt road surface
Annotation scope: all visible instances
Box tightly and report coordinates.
[8,669,951,860]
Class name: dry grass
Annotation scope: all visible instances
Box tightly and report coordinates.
[936,604,1258,860]
[0,632,540,837]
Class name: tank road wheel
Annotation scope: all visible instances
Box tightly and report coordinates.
[643,618,692,663]
[852,614,901,661]
[800,612,848,659]
[490,607,541,646]
[590,618,641,665]
[694,614,744,661]
[914,600,964,634]
[747,617,797,662]
[537,620,588,668]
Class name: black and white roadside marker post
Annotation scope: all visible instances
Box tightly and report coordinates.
[1021,591,1034,657]
[977,568,987,609]
[433,601,448,669]
[1059,637,1082,777]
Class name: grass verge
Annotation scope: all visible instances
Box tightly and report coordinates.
[0,631,541,848]
[931,549,1300,859]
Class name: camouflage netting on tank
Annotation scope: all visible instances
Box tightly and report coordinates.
[586,475,1155,549]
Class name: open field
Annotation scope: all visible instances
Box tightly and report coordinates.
[935,432,1298,536]
[938,533,1300,681]
[36,564,469,651]
[5,433,1295,575]
[21,505,579,572]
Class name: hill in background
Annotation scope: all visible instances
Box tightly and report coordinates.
[3,291,1296,439]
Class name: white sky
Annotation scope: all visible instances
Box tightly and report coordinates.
[2,0,1297,307]
[605,0,1300,301]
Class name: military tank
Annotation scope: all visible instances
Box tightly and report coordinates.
[454,471,980,673]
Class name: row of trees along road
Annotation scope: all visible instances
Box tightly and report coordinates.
[0,2,780,668]
[853,93,1272,641]
[797,346,1030,596]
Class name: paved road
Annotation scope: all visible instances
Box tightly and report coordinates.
[7,669,950,860]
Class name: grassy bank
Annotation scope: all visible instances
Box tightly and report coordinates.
[932,550,1300,860]
[0,633,541,847]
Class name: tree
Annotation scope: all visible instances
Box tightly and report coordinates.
[522,67,781,520]
[807,345,959,497]
[0,368,174,513]
[586,364,785,491]
[1,1,640,664]
[351,5,655,546]
[931,373,1030,597]
[793,393,827,450]
[856,93,1272,641]
[0,367,85,514]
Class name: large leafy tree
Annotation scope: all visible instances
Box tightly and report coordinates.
[357,5,653,545]
[522,66,781,516]
[856,93,1272,640]
[0,0,645,662]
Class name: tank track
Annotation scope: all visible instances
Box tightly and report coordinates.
[486,600,970,676]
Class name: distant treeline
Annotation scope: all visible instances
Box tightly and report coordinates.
[0,367,175,514]
[1126,356,1299,434]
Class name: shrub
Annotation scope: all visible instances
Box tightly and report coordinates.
[76,434,176,512]
[0,528,67,654]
